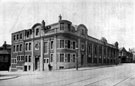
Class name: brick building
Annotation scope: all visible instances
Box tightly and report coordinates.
[11,15,119,71]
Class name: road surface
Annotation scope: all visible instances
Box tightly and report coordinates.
[0,63,135,86]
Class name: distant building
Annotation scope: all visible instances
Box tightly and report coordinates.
[0,41,11,71]
[11,15,119,71]
[119,47,133,63]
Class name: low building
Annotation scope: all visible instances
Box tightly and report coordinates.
[0,41,11,71]
[119,47,133,63]
[11,15,119,71]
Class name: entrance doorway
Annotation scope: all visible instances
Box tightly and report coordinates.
[24,66,27,71]
[35,58,40,71]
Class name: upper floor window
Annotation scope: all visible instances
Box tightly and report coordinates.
[50,54,53,62]
[13,45,15,52]
[20,44,22,51]
[36,28,39,36]
[25,43,28,51]
[17,34,19,40]
[60,23,64,30]
[13,35,16,41]
[68,24,71,31]
[81,43,85,50]
[44,42,48,54]
[50,41,54,49]
[25,56,27,62]
[29,55,31,62]
[20,33,22,39]
[68,40,70,49]
[81,29,85,35]
[29,43,31,50]
[60,53,64,62]
[73,41,75,49]
[16,45,19,51]
[73,54,75,62]
[94,45,97,55]
[26,31,29,38]
[67,54,70,62]
[60,40,64,48]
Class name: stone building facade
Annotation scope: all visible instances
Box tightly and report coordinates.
[11,16,119,71]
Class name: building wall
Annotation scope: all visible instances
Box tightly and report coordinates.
[11,19,119,71]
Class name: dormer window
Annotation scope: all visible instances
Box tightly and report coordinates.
[60,23,64,30]
[81,29,84,35]
[36,28,39,36]
[68,24,71,31]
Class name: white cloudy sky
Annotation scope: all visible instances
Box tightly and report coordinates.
[0,0,134,50]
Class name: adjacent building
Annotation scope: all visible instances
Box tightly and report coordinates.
[0,41,11,71]
[119,47,133,63]
[11,15,119,71]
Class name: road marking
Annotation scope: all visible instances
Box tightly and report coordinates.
[113,74,135,86]
[84,77,110,86]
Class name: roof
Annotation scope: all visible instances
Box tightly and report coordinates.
[0,50,10,54]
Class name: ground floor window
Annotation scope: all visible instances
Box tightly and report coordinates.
[60,54,64,62]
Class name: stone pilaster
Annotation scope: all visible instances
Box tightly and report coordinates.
[40,37,44,71]
[53,36,57,70]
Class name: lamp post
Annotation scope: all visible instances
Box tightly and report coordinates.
[76,47,78,70]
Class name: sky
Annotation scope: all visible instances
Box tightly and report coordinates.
[0,0,134,50]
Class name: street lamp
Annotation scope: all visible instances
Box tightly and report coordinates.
[76,47,78,70]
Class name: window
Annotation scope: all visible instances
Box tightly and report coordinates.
[17,56,19,61]
[29,55,31,62]
[60,40,64,48]
[46,59,49,63]
[44,42,48,53]
[94,45,97,55]
[13,45,15,52]
[60,23,64,30]
[20,44,22,51]
[36,28,39,36]
[51,41,54,49]
[68,24,70,31]
[17,34,19,40]
[25,56,27,62]
[13,35,16,41]
[81,29,84,35]
[29,66,31,70]
[67,54,70,62]
[73,41,75,49]
[68,40,70,49]
[29,43,31,50]
[50,54,53,62]
[26,31,29,38]
[25,43,28,51]
[16,45,19,51]
[21,56,24,60]
[65,40,68,48]
[73,54,75,62]
[60,54,64,62]
[20,33,22,39]
[81,44,84,50]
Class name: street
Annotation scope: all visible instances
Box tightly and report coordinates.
[1,63,135,86]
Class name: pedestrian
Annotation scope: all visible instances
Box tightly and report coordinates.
[48,64,52,71]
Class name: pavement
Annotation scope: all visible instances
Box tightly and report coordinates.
[0,64,117,80]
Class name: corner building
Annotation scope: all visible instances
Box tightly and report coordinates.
[11,16,119,71]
